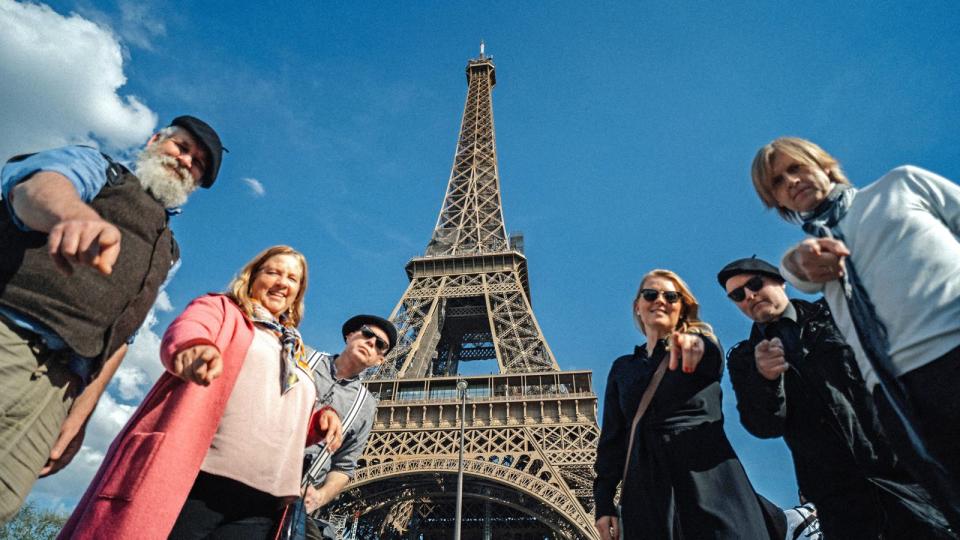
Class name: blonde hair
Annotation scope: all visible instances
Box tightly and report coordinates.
[633,269,714,338]
[227,245,308,327]
[751,137,851,220]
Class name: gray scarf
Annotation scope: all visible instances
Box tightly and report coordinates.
[800,185,901,394]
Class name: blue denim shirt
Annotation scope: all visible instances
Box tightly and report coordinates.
[1,146,180,383]
[1,146,110,231]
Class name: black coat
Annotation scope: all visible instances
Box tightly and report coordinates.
[594,336,770,540]
[728,298,953,539]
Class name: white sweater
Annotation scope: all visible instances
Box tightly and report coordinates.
[781,165,960,389]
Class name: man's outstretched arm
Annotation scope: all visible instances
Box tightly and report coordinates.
[39,344,128,477]
[303,471,350,513]
[10,172,120,275]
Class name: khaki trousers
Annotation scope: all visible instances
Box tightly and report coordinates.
[0,317,77,522]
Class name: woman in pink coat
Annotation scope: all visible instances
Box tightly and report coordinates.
[60,246,340,540]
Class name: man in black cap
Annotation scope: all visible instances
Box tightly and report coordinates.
[718,257,952,539]
[298,314,395,540]
[0,116,225,521]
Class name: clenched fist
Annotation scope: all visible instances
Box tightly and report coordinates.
[754,337,790,380]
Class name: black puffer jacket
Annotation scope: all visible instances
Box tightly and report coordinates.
[728,299,902,499]
[728,299,952,538]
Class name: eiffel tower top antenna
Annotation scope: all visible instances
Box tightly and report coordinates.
[425,45,503,257]
[479,40,485,58]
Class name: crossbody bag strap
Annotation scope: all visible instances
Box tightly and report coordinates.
[621,357,668,483]
[302,380,371,488]
[303,348,326,371]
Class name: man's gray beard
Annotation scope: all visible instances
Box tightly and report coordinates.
[133,148,197,209]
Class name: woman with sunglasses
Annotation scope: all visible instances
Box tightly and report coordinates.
[594,269,772,540]
[62,246,342,540]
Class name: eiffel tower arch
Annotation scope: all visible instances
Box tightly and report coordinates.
[325,48,601,540]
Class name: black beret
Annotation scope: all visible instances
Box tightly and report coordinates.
[170,115,224,188]
[342,314,398,353]
[717,256,784,288]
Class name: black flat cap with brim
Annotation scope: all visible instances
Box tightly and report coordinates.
[342,314,398,352]
[170,115,224,189]
[717,256,784,288]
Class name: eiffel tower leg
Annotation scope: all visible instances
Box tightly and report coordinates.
[484,271,559,372]
[380,277,447,379]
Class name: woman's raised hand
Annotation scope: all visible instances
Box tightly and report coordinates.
[170,344,223,385]
[669,332,704,374]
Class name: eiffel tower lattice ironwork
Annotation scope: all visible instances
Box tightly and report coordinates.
[323,48,601,539]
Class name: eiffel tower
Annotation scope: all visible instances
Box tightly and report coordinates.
[325,46,601,540]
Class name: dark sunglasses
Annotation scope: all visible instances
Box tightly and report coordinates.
[726,275,765,302]
[638,289,681,304]
[359,325,389,353]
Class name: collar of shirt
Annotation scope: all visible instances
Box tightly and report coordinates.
[634,338,669,365]
[779,301,798,323]
[328,354,362,383]
[756,300,798,335]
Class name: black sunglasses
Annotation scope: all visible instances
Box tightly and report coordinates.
[638,289,681,304]
[359,325,389,353]
[727,275,765,302]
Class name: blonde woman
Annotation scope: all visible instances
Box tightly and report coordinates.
[62,246,340,540]
[593,269,770,540]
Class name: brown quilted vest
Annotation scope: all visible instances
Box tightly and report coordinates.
[0,159,179,363]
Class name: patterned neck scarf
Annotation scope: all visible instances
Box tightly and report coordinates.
[250,303,304,394]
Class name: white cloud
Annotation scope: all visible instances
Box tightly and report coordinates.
[243,177,266,197]
[154,289,173,312]
[112,291,173,401]
[116,0,166,51]
[81,392,138,454]
[75,0,167,52]
[111,363,149,401]
[0,0,157,162]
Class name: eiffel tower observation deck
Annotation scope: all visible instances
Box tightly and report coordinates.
[324,46,601,539]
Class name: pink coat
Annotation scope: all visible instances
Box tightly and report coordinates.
[59,294,255,540]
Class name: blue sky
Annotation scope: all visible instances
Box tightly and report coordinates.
[3,0,959,515]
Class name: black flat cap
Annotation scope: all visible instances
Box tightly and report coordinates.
[342,314,398,353]
[717,256,784,288]
[170,115,224,188]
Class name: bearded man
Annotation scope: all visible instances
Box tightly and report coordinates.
[0,116,224,521]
